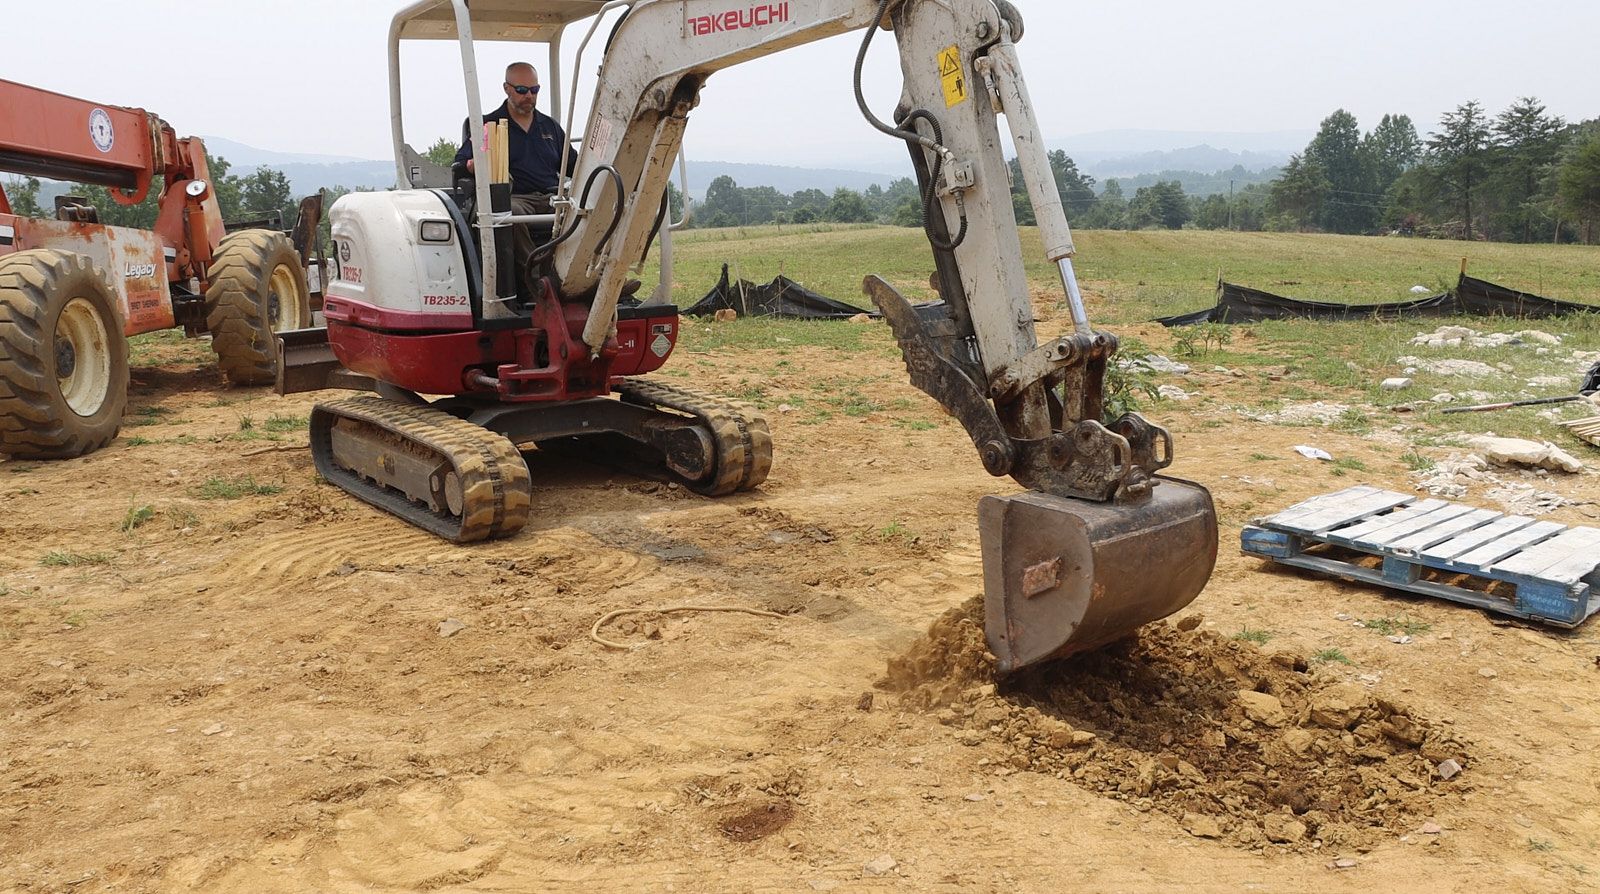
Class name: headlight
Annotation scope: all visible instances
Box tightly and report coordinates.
[419,220,453,243]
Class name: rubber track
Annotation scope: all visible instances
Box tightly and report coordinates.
[613,378,771,495]
[310,396,532,542]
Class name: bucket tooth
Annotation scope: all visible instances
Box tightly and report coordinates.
[979,477,1218,674]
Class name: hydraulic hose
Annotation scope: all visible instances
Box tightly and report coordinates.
[530,163,626,264]
[853,0,967,250]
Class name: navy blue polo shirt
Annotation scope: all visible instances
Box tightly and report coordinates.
[454,101,575,194]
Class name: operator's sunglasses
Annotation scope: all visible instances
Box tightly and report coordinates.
[507,84,540,95]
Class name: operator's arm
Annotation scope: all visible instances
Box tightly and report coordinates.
[453,117,475,179]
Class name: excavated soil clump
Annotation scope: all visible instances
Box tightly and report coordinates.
[884,598,1472,851]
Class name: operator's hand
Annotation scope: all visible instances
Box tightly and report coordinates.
[465,158,475,173]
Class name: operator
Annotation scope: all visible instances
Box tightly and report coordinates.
[453,62,576,289]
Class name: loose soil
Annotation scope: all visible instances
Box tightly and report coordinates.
[3,310,1600,892]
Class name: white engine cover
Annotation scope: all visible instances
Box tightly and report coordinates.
[325,190,473,330]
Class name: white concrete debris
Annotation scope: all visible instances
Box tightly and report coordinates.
[1410,285,1433,294]
[1525,376,1571,388]
[1236,401,1352,426]
[1123,354,1191,375]
[1413,452,1575,513]
[1408,326,1561,349]
[1395,356,1500,377]
[1470,436,1585,473]
[1294,445,1334,461]
[1157,384,1192,401]
[1381,377,1414,390]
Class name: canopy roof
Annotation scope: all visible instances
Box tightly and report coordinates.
[394,0,617,43]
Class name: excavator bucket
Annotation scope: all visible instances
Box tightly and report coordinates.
[979,477,1218,674]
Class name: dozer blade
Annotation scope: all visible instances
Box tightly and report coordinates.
[979,477,1218,674]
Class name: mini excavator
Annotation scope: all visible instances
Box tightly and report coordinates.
[276,0,1218,673]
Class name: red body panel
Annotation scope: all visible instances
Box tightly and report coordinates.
[326,279,677,400]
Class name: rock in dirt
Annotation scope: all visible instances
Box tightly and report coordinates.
[1264,813,1308,844]
[1420,821,1443,835]
[847,313,873,324]
[713,309,738,322]
[1176,614,1204,632]
[1435,759,1462,781]
[1157,384,1191,402]
[438,618,467,638]
[201,723,226,736]
[1381,377,1414,390]
[1182,813,1224,839]
[1236,690,1288,727]
[1470,436,1584,473]
[1309,684,1370,730]
[882,600,1470,854]
[862,855,898,876]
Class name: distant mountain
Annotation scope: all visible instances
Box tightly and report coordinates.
[1055,128,1312,154]
[199,137,374,169]
[1081,145,1294,180]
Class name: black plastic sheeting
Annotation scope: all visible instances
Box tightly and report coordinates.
[1157,275,1598,326]
[685,264,874,320]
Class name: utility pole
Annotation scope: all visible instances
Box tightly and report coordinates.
[1228,179,1235,230]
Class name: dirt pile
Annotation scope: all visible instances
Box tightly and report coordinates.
[884,598,1472,851]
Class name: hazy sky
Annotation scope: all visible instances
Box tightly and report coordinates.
[6,1,1597,171]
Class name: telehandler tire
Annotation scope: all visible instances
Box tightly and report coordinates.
[0,249,128,459]
[205,229,311,386]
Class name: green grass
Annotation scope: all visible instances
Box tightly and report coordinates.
[638,227,1600,324]
[1313,648,1354,665]
[194,476,283,500]
[1361,616,1433,637]
[127,405,174,427]
[124,436,154,447]
[263,414,308,433]
[40,551,112,567]
[1231,627,1274,645]
[121,504,156,533]
[1400,451,1435,471]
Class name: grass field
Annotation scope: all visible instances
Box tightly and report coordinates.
[645,226,1600,445]
[643,225,1600,324]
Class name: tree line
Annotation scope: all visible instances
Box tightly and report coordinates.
[1272,99,1600,243]
[3,155,308,233]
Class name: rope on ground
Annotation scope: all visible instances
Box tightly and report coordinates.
[590,605,787,650]
[241,443,310,457]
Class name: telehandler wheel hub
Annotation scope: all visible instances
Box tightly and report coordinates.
[55,296,113,416]
[267,263,300,330]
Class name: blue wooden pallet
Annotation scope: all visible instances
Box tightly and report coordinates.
[1242,486,1600,628]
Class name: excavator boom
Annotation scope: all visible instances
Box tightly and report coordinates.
[541,0,1219,667]
[303,0,1217,673]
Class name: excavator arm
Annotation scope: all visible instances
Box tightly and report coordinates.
[544,0,1217,670]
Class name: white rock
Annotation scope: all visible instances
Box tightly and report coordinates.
[1381,377,1413,390]
[1430,393,1456,404]
[863,855,898,876]
[1157,384,1191,402]
[1469,436,1585,473]
[1436,759,1463,781]
[1294,445,1334,461]
[438,618,468,638]
[1517,330,1561,345]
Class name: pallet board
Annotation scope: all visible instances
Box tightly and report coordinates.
[1241,486,1600,628]
[1561,415,1600,447]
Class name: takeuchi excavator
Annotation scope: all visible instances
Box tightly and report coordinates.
[275,0,1219,673]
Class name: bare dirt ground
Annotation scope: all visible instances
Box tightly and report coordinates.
[4,311,1600,893]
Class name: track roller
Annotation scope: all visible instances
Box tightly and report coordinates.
[310,396,532,542]
[613,378,771,495]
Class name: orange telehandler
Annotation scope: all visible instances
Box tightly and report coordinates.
[0,78,319,458]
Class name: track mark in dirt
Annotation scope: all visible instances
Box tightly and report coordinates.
[884,599,1473,850]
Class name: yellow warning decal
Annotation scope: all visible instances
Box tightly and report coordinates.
[938,45,967,108]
